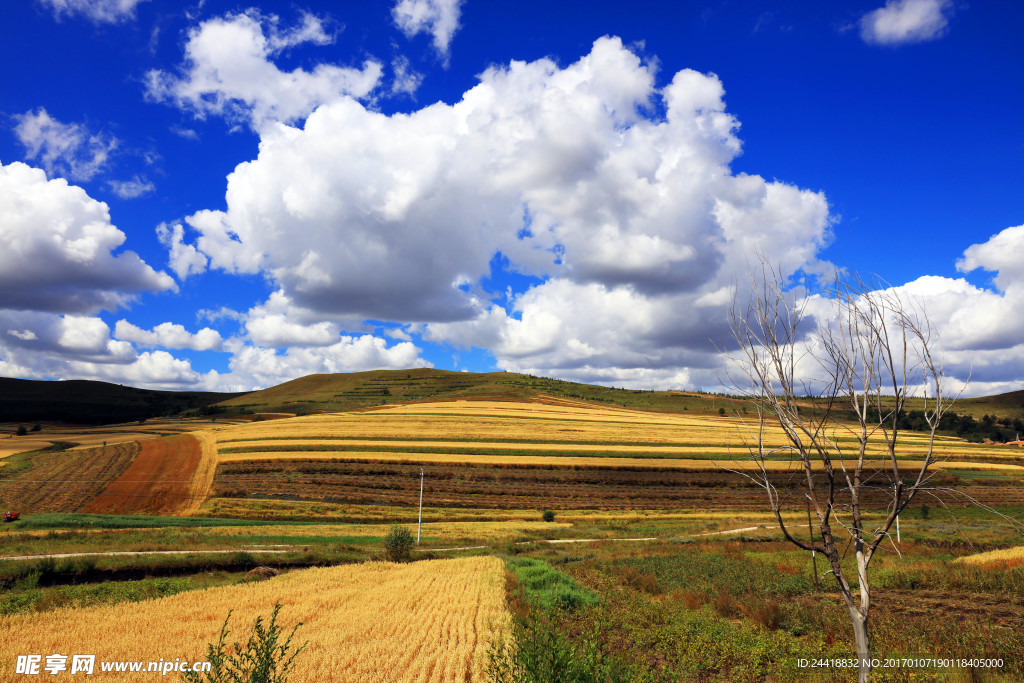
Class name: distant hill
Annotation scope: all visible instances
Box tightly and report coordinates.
[4,370,1020,426]
[218,368,1024,422]
[0,378,246,425]
[214,368,736,414]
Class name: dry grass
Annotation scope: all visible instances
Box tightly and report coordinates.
[956,545,1024,567]
[0,556,509,682]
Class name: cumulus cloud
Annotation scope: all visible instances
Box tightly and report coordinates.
[169,37,830,387]
[0,311,135,363]
[108,176,155,199]
[114,320,223,351]
[860,0,953,45]
[156,222,209,279]
[0,161,175,314]
[145,10,383,130]
[36,0,149,23]
[13,108,118,182]
[392,0,465,59]
[226,335,430,388]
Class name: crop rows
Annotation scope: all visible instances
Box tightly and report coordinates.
[0,442,138,513]
[210,459,1017,510]
[0,556,509,682]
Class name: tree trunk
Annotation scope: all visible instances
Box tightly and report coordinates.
[849,607,871,683]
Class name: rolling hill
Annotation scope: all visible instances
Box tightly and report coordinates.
[0,377,246,425]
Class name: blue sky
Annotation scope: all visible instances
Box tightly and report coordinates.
[1,0,1022,395]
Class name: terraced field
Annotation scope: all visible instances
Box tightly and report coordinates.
[205,399,1024,512]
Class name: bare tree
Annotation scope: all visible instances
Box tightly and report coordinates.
[727,262,956,683]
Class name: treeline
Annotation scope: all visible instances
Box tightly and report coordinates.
[866,408,1024,443]
[0,378,246,425]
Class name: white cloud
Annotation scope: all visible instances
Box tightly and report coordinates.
[0,311,135,363]
[860,0,953,45]
[13,108,118,182]
[0,161,175,314]
[145,10,383,130]
[245,314,338,348]
[36,0,149,23]
[392,0,465,59]
[957,224,1024,292]
[391,56,424,95]
[115,320,223,351]
[156,222,209,279]
[107,176,155,199]
[227,335,430,389]
[174,36,831,341]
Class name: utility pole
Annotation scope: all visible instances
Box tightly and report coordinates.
[417,468,424,545]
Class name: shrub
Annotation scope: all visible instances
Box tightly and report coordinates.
[542,510,555,523]
[16,425,27,436]
[30,423,41,432]
[184,601,307,683]
[384,525,414,563]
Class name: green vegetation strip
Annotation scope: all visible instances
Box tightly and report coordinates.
[506,556,601,611]
[1,513,316,531]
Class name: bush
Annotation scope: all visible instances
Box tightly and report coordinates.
[184,601,307,683]
[30,423,41,432]
[542,510,555,523]
[384,525,414,562]
[15,425,27,436]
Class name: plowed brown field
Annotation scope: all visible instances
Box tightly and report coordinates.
[83,434,202,515]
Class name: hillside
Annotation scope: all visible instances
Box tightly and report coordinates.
[0,377,246,425]
[214,368,741,415]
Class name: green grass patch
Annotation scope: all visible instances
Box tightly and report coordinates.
[506,557,602,611]
[0,573,243,615]
[2,512,307,531]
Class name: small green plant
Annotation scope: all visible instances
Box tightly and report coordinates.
[183,601,307,683]
[384,525,414,562]
[15,425,27,436]
[542,510,555,523]
[920,503,930,519]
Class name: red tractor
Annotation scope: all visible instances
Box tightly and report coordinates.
[3,511,19,523]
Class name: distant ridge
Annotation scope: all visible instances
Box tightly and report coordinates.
[214,368,722,414]
[3,371,1022,424]
[0,377,245,425]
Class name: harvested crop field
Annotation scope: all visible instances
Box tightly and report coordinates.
[0,556,509,682]
[0,442,137,513]
[210,400,1014,465]
[201,399,1024,512]
[82,434,203,516]
[211,458,1024,510]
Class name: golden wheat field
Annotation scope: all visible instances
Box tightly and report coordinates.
[956,545,1024,566]
[207,399,1007,468]
[0,556,509,682]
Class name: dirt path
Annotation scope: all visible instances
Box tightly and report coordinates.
[181,430,218,516]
